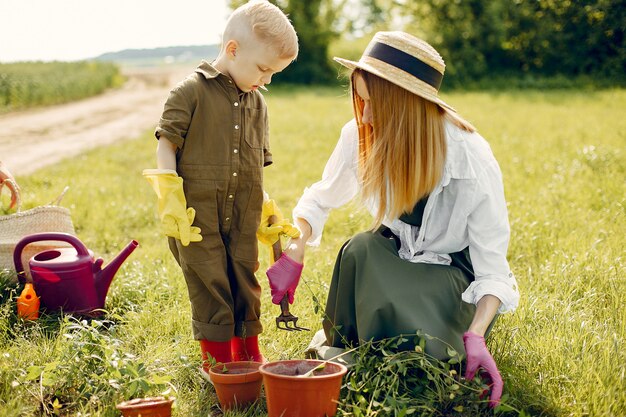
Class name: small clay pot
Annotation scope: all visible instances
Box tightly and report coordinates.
[209,361,263,410]
[259,359,348,417]
[116,396,174,417]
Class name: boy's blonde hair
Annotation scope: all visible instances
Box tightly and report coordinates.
[352,69,475,229]
[223,0,298,59]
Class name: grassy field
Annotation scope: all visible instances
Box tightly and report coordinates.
[0,61,123,113]
[0,87,624,416]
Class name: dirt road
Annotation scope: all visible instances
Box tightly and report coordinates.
[0,66,191,176]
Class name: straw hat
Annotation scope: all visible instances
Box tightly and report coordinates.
[334,31,456,114]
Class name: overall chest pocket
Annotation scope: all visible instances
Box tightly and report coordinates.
[243,108,265,150]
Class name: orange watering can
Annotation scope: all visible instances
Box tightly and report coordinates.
[13,232,138,316]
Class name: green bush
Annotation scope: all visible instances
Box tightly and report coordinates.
[401,0,626,87]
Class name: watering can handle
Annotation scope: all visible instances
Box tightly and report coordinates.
[13,232,89,283]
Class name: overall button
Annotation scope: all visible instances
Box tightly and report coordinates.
[234,124,239,130]
[225,217,230,222]
[233,172,237,177]
[233,149,238,154]
[228,194,234,199]
[234,102,239,107]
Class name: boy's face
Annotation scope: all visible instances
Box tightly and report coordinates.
[228,40,293,92]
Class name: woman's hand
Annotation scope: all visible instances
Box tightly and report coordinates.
[284,236,306,263]
[0,161,19,209]
[463,331,503,408]
[465,294,503,408]
[283,218,311,263]
[265,218,311,304]
[266,253,303,304]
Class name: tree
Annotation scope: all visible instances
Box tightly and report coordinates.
[396,0,626,85]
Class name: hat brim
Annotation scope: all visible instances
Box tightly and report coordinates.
[334,56,457,114]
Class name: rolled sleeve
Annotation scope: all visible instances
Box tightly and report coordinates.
[462,273,519,313]
[155,79,195,149]
[293,120,359,246]
[462,160,519,313]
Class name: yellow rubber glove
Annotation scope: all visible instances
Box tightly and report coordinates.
[257,199,300,262]
[143,169,202,246]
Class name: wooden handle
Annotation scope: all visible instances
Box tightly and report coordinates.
[268,214,290,316]
[280,294,290,315]
[268,215,283,261]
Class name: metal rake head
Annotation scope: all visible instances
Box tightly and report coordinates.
[276,313,309,331]
[276,295,309,331]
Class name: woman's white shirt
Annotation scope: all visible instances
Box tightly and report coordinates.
[293,119,519,313]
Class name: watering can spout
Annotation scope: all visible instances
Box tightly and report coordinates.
[95,240,139,306]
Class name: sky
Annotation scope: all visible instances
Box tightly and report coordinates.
[0,0,230,62]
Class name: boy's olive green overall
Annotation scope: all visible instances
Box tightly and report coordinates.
[156,62,272,342]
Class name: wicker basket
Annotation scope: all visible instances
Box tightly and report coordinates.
[0,180,75,281]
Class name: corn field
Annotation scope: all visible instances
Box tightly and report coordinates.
[0,61,122,112]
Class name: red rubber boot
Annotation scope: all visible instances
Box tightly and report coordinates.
[199,340,232,373]
[230,335,265,363]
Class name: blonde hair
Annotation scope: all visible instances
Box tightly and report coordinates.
[223,0,298,59]
[352,69,475,228]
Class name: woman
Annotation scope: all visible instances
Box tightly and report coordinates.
[267,31,519,408]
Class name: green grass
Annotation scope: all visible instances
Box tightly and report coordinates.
[0,87,624,416]
[0,61,123,113]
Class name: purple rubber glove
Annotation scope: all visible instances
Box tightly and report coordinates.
[463,331,503,408]
[266,254,303,305]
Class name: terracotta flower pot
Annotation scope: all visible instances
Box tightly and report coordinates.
[209,361,263,410]
[259,359,348,417]
[116,396,174,417]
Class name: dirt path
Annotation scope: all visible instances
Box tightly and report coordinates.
[0,66,191,176]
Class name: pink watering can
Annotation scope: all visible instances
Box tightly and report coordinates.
[14,232,138,315]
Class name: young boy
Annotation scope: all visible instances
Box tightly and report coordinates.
[143,0,298,371]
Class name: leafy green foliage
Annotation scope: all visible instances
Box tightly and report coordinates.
[396,0,626,86]
[0,61,123,112]
[19,318,173,414]
[273,0,338,84]
[233,0,625,87]
[0,310,178,416]
[337,334,521,416]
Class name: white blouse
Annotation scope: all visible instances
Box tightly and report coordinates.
[293,119,519,313]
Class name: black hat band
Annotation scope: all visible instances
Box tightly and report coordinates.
[365,42,443,90]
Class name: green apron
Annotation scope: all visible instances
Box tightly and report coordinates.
[323,197,490,360]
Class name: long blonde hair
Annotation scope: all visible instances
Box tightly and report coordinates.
[352,69,474,228]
